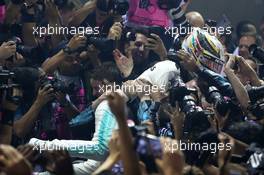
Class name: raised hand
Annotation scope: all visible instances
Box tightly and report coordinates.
[0,145,32,175]
[113,49,133,78]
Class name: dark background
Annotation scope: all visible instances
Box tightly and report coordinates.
[188,0,264,32]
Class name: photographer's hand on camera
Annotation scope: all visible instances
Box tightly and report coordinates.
[66,34,87,53]
[35,84,54,107]
[146,33,167,60]
[224,54,251,110]
[0,41,16,60]
[108,22,123,40]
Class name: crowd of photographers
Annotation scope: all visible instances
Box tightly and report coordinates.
[1,0,264,174]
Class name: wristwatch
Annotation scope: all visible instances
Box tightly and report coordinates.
[63,46,73,55]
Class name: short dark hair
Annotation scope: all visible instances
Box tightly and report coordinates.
[96,0,110,12]
[91,62,123,84]
[227,121,264,147]
[236,21,257,39]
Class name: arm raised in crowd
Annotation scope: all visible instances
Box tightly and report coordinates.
[155,138,185,175]
[0,96,19,144]
[42,34,86,74]
[4,1,22,24]
[224,54,250,110]
[236,56,264,86]
[146,33,168,60]
[68,0,96,27]
[163,102,184,140]
[14,85,54,138]
[107,92,142,175]
[44,0,65,48]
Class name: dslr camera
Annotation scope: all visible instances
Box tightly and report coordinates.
[205,86,232,116]
[39,76,74,94]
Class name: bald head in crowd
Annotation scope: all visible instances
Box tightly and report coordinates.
[186,11,205,28]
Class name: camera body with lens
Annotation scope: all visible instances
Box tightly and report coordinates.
[169,77,211,134]
[40,76,74,94]
[247,85,264,120]
[205,86,232,116]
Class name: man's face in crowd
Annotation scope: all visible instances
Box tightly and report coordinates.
[95,8,109,25]
[131,33,150,64]
[59,55,82,75]
[238,36,256,59]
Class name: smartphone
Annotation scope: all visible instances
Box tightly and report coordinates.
[135,134,162,173]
